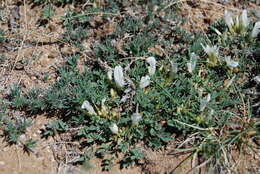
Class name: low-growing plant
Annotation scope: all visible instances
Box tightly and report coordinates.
[2,1,260,172]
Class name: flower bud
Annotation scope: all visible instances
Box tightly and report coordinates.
[146,56,157,76]
[81,100,97,115]
[200,94,211,112]
[109,123,119,134]
[170,61,178,74]
[251,22,260,38]
[139,75,151,89]
[224,10,234,29]
[224,56,239,68]
[107,69,113,81]
[240,10,249,29]
[131,105,142,125]
[187,53,198,73]
[114,65,125,88]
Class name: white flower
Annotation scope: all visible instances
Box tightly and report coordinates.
[114,65,125,88]
[187,53,198,73]
[201,44,219,58]
[224,56,239,68]
[101,98,108,115]
[251,22,260,38]
[131,105,142,125]
[201,44,219,66]
[224,10,234,29]
[139,75,151,89]
[81,100,97,115]
[109,123,119,134]
[240,9,249,29]
[200,93,211,112]
[198,88,204,97]
[146,56,157,75]
[253,75,260,84]
[170,61,178,74]
[107,69,113,81]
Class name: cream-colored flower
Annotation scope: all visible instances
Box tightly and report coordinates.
[201,44,219,66]
[187,53,198,73]
[224,10,234,29]
[81,100,97,115]
[200,94,211,112]
[114,65,125,88]
[251,22,260,38]
[224,9,249,34]
[131,105,142,125]
[139,75,151,89]
[146,56,157,75]
[170,61,178,74]
[107,69,113,81]
[224,56,239,68]
[201,44,219,58]
[241,10,249,29]
[109,123,119,134]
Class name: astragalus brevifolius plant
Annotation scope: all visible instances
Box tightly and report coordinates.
[2,1,259,172]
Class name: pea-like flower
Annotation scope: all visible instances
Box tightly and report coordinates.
[224,56,239,68]
[200,93,211,112]
[251,22,260,38]
[201,44,219,66]
[109,123,119,134]
[81,100,97,115]
[114,65,125,88]
[224,10,234,30]
[107,69,113,81]
[224,9,249,34]
[131,105,142,125]
[241,10,249,29]
[170,61,178,74]
[187,53,198,73]
[139,75,151,89]
[146,56,157,76]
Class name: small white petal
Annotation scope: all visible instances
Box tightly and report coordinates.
[253,75,260,84]
[81,100,97,115]
[139,75,151,89]
[107,69,113,80]
[241,10,249,28]
[201,44,219,58]
[109,123,119,134]
[131,113,142,125]
[170,61,178,74]
[224,10,234,28]
[198,88,204,97]
[131,105,142,125]
[206,93,211,102]
[251,22,260,38]
[187,63,192,73]
[187,53,198,73]
[225,56,239,68]
[146,56,157,75]
[200,94,211,112]
[114,65,125,88]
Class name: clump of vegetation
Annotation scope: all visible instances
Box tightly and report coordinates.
[0,1,259,172]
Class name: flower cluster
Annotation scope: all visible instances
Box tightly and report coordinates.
[224,9,260,38]
[224,9,249,34]
[81,57,158,134]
